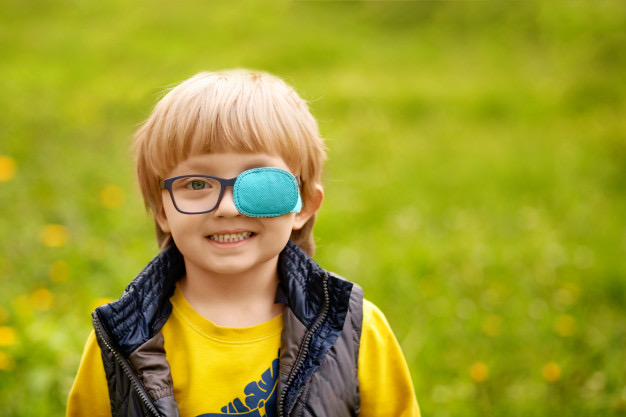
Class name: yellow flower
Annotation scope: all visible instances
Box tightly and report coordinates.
[39,224,69,247]
[482,315,503,337]
[0,351,15,371]
[542,362,561,382]
[49,260,70,283]
[0,326,17,347]
[100,185,125,210]
[470,361,489,382]
[0,156,17,182]
[30,288,54,312]
[554,314,576,337]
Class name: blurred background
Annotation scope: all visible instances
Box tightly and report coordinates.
[1,1,625,416]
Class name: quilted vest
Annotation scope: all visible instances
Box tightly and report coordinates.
[93,241,364,416]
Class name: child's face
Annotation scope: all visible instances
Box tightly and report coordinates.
[156,152,315,280]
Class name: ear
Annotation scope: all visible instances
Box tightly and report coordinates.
[293,184,324,230]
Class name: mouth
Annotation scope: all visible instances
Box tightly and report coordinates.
[207,232,254,243]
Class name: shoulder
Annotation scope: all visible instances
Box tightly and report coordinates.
[67,331,112,417]
[357,300,420,416]
[362,298,384,318]
[358,299,402,362]
[93,245,183,356]
[361,298,393,334]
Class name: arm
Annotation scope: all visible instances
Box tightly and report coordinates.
[66,330,112,417]
[357,299,420,417]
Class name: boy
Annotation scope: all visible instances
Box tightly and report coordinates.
[67,70,419,416]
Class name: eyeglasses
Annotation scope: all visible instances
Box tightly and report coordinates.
[161,167,302,217]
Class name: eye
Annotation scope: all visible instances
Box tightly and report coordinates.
[187,179,211,190]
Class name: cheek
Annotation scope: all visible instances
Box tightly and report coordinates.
[264,214,299,239]
[267,214,297,228]
[156,210,171,234]
[158,197,182,234]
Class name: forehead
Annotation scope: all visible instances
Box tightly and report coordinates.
[148,126,302,182]
[166,152,292,178]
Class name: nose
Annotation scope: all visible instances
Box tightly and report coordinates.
[213,186,240,217]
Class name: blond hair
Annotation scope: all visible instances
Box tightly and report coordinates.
[133,70,326,256]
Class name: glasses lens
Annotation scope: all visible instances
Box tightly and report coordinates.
[170,176,222,213]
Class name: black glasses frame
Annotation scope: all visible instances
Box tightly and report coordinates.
[161,174,237,215]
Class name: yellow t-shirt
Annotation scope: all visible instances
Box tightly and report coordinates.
[67,286,419,416]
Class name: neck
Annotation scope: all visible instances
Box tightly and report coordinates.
[179,256,284,327]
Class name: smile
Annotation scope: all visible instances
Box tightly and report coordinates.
[207,232,254,243]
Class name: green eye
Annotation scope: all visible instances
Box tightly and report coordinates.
[188,180,209,190]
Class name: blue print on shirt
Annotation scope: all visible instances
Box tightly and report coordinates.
[196,351,279,417]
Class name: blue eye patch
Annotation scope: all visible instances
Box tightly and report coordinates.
[233,167,302,217]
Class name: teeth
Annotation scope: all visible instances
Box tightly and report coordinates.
[208,232,253,243]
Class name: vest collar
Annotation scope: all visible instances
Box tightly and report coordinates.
[95,241,354,358]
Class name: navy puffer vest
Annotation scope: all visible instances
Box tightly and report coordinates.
[93,241,364,416]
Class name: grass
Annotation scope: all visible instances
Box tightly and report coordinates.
[1,1,625,415]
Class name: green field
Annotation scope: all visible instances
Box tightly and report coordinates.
[1,1,625,416]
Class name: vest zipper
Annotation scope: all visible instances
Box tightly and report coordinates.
[278,273,330,417]
[93,312,162,417]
